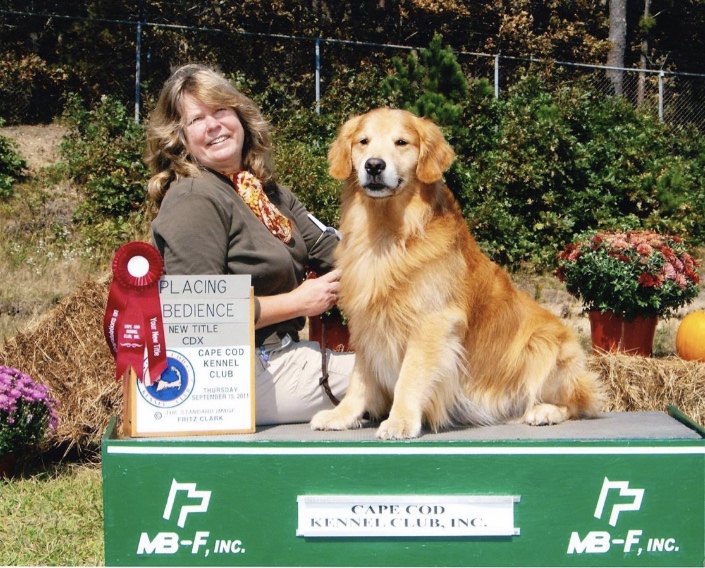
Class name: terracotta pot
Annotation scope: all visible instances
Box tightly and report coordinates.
[621,315,659,356]
[0,452,16,480]
[588,310,622,354]
[588,310,658,357]
[308,314,351,352]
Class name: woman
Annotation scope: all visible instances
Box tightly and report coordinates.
[144,63,352,425]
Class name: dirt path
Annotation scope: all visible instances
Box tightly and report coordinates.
[0,122,67,171]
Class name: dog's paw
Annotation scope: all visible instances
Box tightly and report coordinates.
[376,416,422,440]
[310,408,361,431]
[523,403,569,426]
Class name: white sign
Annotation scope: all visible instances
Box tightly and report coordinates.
[129,275,254,436]
[297,495,520,538]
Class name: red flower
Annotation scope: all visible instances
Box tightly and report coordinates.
[639,273,663,288]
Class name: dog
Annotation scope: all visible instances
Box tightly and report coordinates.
[310,108,603,439]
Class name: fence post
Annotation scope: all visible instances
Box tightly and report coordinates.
[494,53,500,99]
[315,38,321,115]
[135,20,142,123]
[658,71,664,122]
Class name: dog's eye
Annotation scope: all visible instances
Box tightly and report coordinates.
[395,139,408,146]
[358,138,369,145]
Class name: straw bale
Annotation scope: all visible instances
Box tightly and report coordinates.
[590,353,705,426]
[1,278,704,452]
[0,277,119,451]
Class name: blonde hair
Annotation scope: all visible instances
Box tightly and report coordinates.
[144,63,273,208]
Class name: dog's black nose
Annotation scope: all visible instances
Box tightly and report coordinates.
[365,158,386,177]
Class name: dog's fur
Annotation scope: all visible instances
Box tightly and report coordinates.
[310,108,603,439]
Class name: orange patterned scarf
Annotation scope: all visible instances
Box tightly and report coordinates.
[223,171,293,243]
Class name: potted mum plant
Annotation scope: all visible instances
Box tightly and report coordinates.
[0,366,59,477]
[555,229,701,356]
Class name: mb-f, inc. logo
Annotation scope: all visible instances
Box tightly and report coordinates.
[163,479,211,528]
[594,477,644,527]
[136,479,247,558]
[137,480,211,556]
[567,477,681,557]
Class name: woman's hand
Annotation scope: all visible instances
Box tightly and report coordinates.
[290,269,341,317]
[255,269,341,329]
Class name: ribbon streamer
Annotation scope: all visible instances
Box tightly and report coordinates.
[103,242,168,385]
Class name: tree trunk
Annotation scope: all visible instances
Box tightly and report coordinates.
[637,0,651,107]
[606,0,627,96]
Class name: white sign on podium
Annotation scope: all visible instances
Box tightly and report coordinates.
[122,275,255,437]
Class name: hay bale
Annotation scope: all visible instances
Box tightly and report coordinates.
[590,353,705,426]
[1,278,704,452]
[0,277,120,451]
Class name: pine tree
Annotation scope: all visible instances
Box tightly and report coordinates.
[382,34,468,127]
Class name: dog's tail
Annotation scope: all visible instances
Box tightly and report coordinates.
[469,322,605,424]
[542,338,605,419]
[562,367,605,419]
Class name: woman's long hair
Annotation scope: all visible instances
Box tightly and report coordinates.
[144,63,273,209]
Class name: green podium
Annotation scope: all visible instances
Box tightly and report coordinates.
[102,409,704,567]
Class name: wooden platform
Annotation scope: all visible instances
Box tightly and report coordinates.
[102,410,705,567]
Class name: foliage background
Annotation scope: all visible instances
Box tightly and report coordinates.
[5,35,701,274]
[2,2,705,270]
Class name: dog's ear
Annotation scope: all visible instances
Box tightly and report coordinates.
[415,117,455,184]
[328,115,362,180]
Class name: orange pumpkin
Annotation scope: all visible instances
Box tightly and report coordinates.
[675,310,705,362]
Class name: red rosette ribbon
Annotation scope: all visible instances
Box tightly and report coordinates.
[103,242,168,385]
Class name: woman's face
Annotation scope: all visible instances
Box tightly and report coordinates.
[181,92,246,173]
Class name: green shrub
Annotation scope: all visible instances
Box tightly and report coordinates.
[274,110,342,227]
[0,120,27,199]
[458,78,593,268]
[449,75,705,270]
[634,125,705,244]
[60,94,148,229]
[382,33,468,128]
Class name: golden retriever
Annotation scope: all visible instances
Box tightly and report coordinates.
[310,108,603,439]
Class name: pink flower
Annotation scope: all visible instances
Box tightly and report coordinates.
[636,242,652,256]
[661,263,677,280]
[1,366,59,453]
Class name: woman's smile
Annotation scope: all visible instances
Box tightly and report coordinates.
[181,93,245,172]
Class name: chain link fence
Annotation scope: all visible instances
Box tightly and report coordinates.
[2,11,705,131]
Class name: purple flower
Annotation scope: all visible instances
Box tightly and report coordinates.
[0,366,59,454]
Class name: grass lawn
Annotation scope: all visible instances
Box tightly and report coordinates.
[0,455,104,566]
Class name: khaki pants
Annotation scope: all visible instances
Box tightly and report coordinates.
[255,339,354,425]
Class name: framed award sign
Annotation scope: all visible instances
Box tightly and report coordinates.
[120,273,255,437]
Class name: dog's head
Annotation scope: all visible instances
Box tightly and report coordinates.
[328,108,455,199]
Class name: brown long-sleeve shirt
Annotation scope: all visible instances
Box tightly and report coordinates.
[151,168,338,346]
